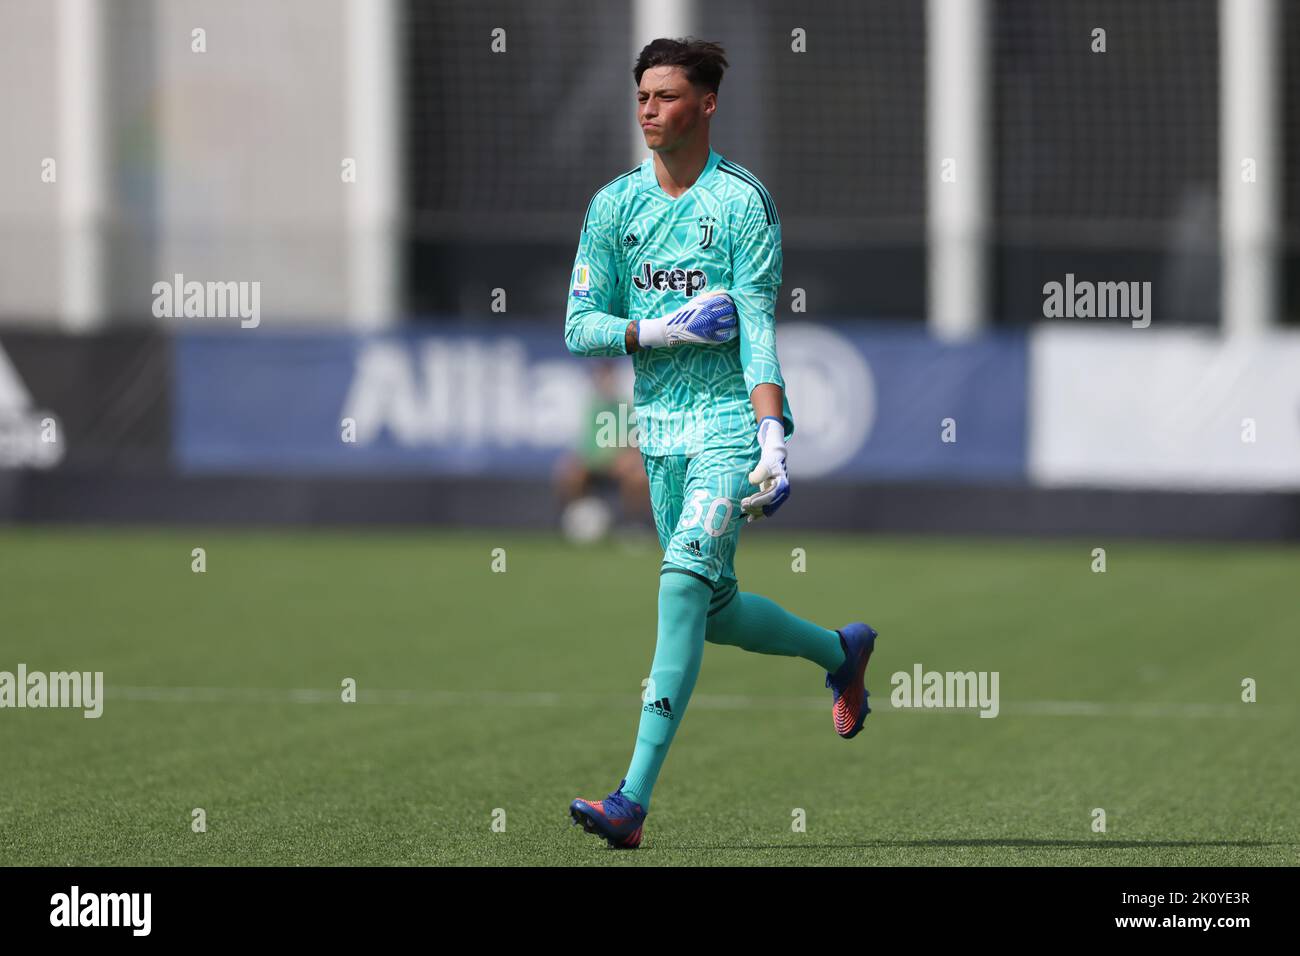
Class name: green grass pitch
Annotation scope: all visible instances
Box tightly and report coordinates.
[1,527,1296,866]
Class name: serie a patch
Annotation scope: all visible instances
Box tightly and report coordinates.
[572,263,591,297]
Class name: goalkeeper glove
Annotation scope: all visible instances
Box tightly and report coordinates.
[636,290,737,348]
[741,416,790,522]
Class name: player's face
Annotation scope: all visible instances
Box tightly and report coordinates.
[637,66,714,152]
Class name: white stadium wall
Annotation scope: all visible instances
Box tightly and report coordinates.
[0,0,353,327]
[1029,326,1300,492]
[154,0,350,326]
[0,1,62,323]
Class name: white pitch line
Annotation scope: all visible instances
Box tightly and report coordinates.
[1004,700,1256,719]
[104,686,1273,719]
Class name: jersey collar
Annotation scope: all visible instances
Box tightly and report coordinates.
[638,146,723,197]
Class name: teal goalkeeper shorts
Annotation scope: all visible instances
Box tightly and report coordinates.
[643,442,763,607]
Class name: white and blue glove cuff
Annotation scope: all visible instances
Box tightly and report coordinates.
[757,415,785,448]
[636,316,669,349]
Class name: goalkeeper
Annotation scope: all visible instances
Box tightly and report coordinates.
[563,38,878,850]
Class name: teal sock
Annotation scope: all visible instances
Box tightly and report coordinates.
[706,590,847,673]
[622,570,711,809]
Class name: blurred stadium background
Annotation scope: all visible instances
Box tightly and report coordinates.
[1,1,1298,866]
[0,0,1297,534]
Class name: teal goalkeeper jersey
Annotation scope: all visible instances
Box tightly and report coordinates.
[564,147,795,457]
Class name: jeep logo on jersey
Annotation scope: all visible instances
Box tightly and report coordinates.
[632,263,708,297]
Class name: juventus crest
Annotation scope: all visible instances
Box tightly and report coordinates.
[697,215,717,249]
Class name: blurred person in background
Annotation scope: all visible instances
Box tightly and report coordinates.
[553,359,651,541]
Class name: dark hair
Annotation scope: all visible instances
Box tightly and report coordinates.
[633,38,729,95]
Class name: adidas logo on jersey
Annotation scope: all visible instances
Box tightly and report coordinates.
[643,696,675,720]
[623,233,640,247]
[633,262,708,297]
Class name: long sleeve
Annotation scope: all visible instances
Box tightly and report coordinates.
[732,188,786,394]
[564,190,629,357]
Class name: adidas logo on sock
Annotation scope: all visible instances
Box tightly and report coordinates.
[643,696,674,720]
